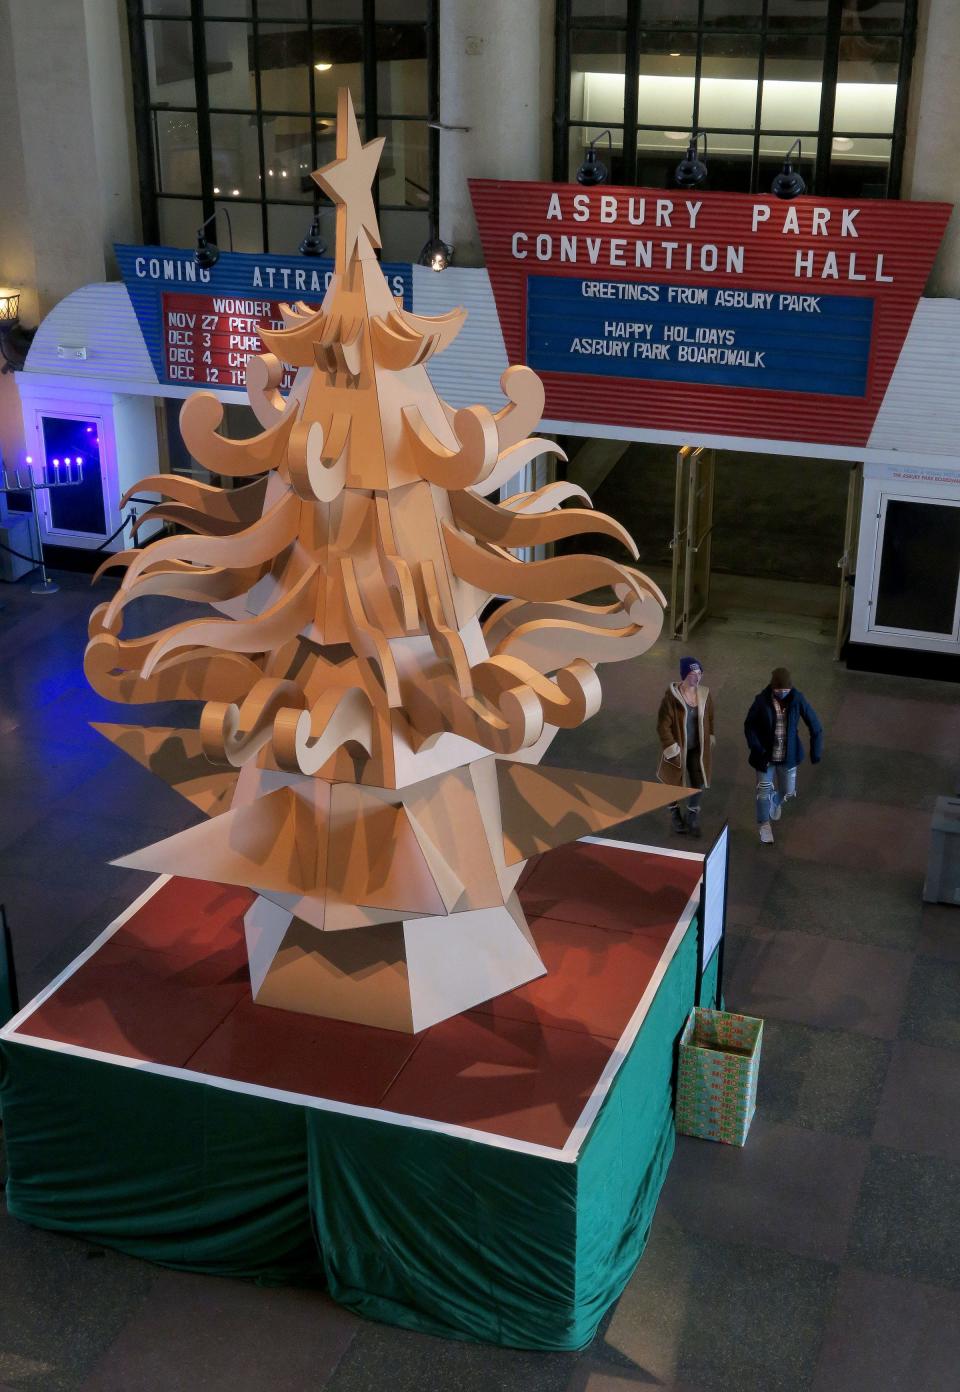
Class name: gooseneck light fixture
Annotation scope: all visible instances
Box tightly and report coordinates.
[674,130,708,189]
[194,208,235,270]
[418,238,454,272]
[771,138,807,199]
[299,215,326,257]
[576,129,613,186]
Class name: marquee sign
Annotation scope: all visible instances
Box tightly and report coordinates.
[115,245,413,392]
[470,182,952,447]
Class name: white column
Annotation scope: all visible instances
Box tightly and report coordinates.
[438,0,555,267]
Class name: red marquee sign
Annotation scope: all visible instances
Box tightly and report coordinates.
[469,180,951,448]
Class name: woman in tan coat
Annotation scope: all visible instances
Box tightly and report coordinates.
[656,656,715,838]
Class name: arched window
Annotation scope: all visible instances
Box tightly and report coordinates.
[128,1,438,261]
[555,1,917,198]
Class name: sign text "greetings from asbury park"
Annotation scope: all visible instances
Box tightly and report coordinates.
[469,181,951,449]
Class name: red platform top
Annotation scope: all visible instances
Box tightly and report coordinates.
[14,841,702,1152]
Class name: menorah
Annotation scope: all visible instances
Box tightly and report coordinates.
[0,459,83,595]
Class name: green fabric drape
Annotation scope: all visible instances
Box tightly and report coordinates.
[0,1046,320,1283]
[0,912,713,1347]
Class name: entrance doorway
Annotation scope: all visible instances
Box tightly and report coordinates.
[561,438,860,655]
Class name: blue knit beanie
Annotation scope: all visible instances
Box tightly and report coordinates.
[679,656,702,680]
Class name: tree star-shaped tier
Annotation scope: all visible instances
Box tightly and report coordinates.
[312,87,385,267]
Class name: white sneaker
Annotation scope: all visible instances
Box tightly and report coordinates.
[770,798,782,822]
[759,822,774,844]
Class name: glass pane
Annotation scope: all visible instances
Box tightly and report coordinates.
[263,116,313,199]
[376,24,428,115]
[154,112,202,196]
[144,1,190,14]
[214,198,264,254]
[841,0,906,33]
[376,1,428,19]
[835,36,899,134]
[698,131,753,190]
[758,134,818,192]
[634,147,680,189]
[827,137,891,197]
[314,114,339,168]
[158,196,203,249]
[205,21,256,109]
[766,0,829,29]
[41,418,106,537]
[378,209,429,262]
[699,34,761,129]
[702,0,762,25]
[377,120,430,208]
[640,2,699,25]
[571,1,627,18]
[258,23,311,112]
[258,0,308,17]
[145,19,195,103]
[760,34,826,130]
[875,501,960,634]
[211,112,261,199]
[268,202,334,259]
[312,27,364,113]
[638,32,695,130]
[568,125,626,184]
[204,1,253,15]
[570,29,626,126]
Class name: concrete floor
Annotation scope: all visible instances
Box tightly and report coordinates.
[1,570,958,1392]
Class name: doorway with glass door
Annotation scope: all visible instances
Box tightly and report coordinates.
[560,437,861,655]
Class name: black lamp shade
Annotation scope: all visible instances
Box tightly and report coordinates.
[771,163,807,199]
[674,139,708,189]
[194,232,220,270]
[576,147,609,186]
[299,217,326,256]
[418,238,452,271]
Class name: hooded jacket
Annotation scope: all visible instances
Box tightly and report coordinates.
[743,686,823,772]
[656,683,715,788]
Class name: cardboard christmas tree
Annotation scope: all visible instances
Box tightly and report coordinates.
[85,90,676,1032]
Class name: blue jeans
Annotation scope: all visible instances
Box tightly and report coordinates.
[756,764,797,824]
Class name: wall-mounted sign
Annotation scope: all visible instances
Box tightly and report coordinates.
[470,183,951,447]
[115,245,413,392]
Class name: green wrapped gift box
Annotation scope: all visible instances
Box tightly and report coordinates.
[675,1007,764,1147]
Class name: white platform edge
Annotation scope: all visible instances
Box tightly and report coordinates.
[0,839,704,1165]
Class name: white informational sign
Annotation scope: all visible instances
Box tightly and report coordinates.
[701,824,729,969]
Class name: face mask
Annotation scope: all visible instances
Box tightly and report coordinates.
[773,688,791,698]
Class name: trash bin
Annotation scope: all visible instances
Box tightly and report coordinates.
[923,796,960,906]
[676,1007,763,1147]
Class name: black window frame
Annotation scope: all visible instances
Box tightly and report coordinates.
[554,0,918,198]
[127,0,439,256]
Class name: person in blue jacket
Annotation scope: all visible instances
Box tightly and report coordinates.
[743,666,823,845]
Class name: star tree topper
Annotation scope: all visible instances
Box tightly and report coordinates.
[312,87,386,265]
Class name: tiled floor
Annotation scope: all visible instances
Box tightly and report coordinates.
[0,570,958,1391]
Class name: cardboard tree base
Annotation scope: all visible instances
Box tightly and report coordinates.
[245,893,545,1033]
[1,838,713,1350]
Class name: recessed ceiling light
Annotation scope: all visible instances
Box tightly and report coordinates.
[669,52,681,57]
[665,131,688,141]
[314,62,332,72]
[832,136,854,151]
